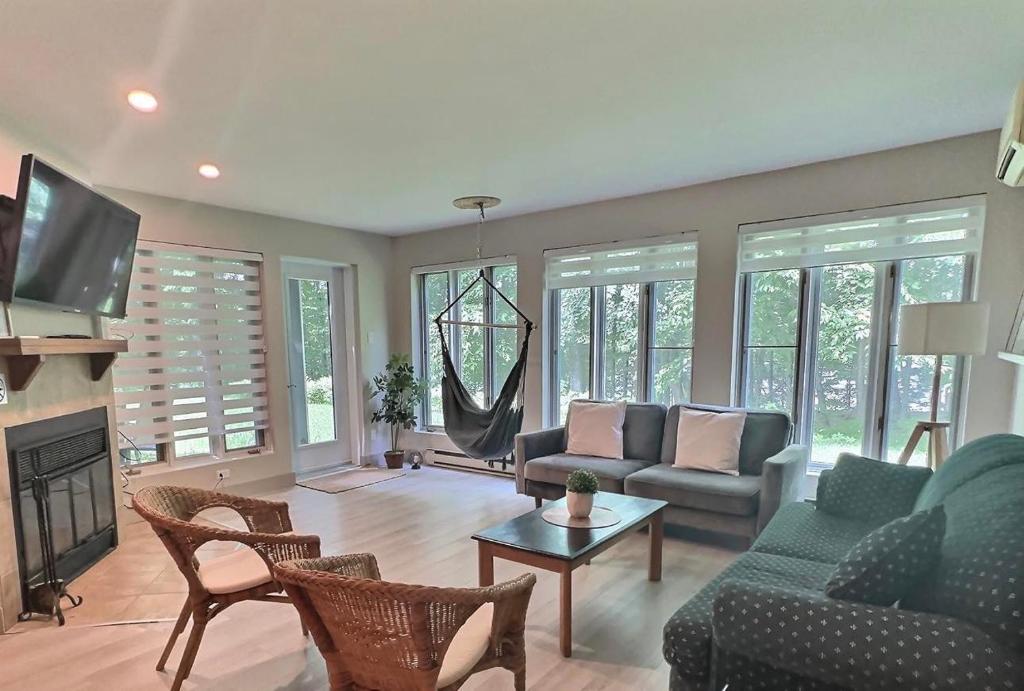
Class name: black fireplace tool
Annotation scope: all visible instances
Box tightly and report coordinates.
[17,476,83,625]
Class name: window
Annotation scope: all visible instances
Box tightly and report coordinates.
[416,262,519,429]
[546,236,697,424]
[112,241,270,466]
[737,198,984,470]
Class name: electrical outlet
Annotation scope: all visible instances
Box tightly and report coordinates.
[217,468,231,481]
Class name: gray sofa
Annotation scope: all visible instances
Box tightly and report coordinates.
[514,402,808,540]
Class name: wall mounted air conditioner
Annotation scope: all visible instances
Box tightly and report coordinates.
[996,81,1024,187]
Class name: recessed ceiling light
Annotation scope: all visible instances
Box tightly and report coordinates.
[126,89,158,113]
[197,163,220,179]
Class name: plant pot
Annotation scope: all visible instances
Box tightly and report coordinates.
[384,451,405,470]
[566,490,594,518]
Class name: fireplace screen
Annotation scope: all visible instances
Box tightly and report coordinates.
[7,407,117,622]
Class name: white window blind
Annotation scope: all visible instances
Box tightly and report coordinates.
[545,235,698,290]
[738,197,985,273]
[111,241,269,448]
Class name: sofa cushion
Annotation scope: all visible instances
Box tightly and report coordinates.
[672,408,745,476]
[621,402,667,462]
[660,404,791,475]
[663,551,834,683]
[624,464,761,517]
[523,454,650,493]
[566,400,626,459]
[752,502,875,564]
[816,453,931,526]
[825,505,946,606]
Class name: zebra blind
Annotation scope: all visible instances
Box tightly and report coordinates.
[111,241,269,448]
[545,235,698,290]
[738,196,985,273]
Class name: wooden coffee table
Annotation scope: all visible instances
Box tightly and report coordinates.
[472,492,667,657]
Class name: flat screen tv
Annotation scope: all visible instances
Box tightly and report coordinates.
[0,155,140,318]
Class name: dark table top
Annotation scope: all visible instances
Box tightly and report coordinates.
[472,492,667,560]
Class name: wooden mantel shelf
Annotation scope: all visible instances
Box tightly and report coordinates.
[0,337,128,391]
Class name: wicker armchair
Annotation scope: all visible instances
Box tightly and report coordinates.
[275,554,537,690]
[133,485,321,691]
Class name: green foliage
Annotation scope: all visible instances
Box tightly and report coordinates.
[306,376,333,405]
[744,255,967,465]
[565,469,599,494]
[371,354,427,452]
[554,279,696,421]
[298,279,333,381]
[603,283,640,400]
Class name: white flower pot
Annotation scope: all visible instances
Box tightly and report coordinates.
[566,491,594,518]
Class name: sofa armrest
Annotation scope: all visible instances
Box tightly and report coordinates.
[756,444,807,533]
[513,426,565,494]
[712,580,1023,690]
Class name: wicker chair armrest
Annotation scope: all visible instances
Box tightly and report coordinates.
[275,554,382,582]
[197,528,321,566]
[479,573,537,650]
[217,495,294,533]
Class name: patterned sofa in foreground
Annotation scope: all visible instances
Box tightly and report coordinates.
[664,434,1024,691]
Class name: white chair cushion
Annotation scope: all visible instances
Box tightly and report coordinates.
[197,547,273,595]
[435,602,494,688]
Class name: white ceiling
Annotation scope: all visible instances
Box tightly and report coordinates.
[0,1,1021,235]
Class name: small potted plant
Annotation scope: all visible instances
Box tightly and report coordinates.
[565,469,599,518]
[371,354,427,469]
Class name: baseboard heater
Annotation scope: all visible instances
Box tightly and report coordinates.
[427,449,514,477]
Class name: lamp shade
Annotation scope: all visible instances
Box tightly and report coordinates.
[898,302,989,356]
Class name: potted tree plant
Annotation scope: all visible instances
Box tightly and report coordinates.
[371,354,427,469]
[565,469,599,518]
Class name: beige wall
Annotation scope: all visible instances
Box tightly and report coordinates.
[2,115,1021,490]
[101,189,394,492]
[0,120,394,494]
[390,131,1024,453]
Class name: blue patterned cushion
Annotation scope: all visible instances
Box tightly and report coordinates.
[816,453,932,525]
[663,551,834,683]
[914,433,1024,510]
[825,505,945,606]
[752,501,874,564]
[903,460,1024,653]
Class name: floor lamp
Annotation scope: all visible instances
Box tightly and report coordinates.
[896,301,989,469]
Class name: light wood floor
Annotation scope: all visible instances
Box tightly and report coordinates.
[0,466,738,690]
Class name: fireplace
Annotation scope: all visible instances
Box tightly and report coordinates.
[6,407,117,622]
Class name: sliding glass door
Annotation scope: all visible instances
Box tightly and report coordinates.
[283,262,353,474]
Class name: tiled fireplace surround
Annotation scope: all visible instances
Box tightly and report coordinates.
[0,354,122,631]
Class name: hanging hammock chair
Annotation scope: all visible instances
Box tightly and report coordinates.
[434,270,534,460]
